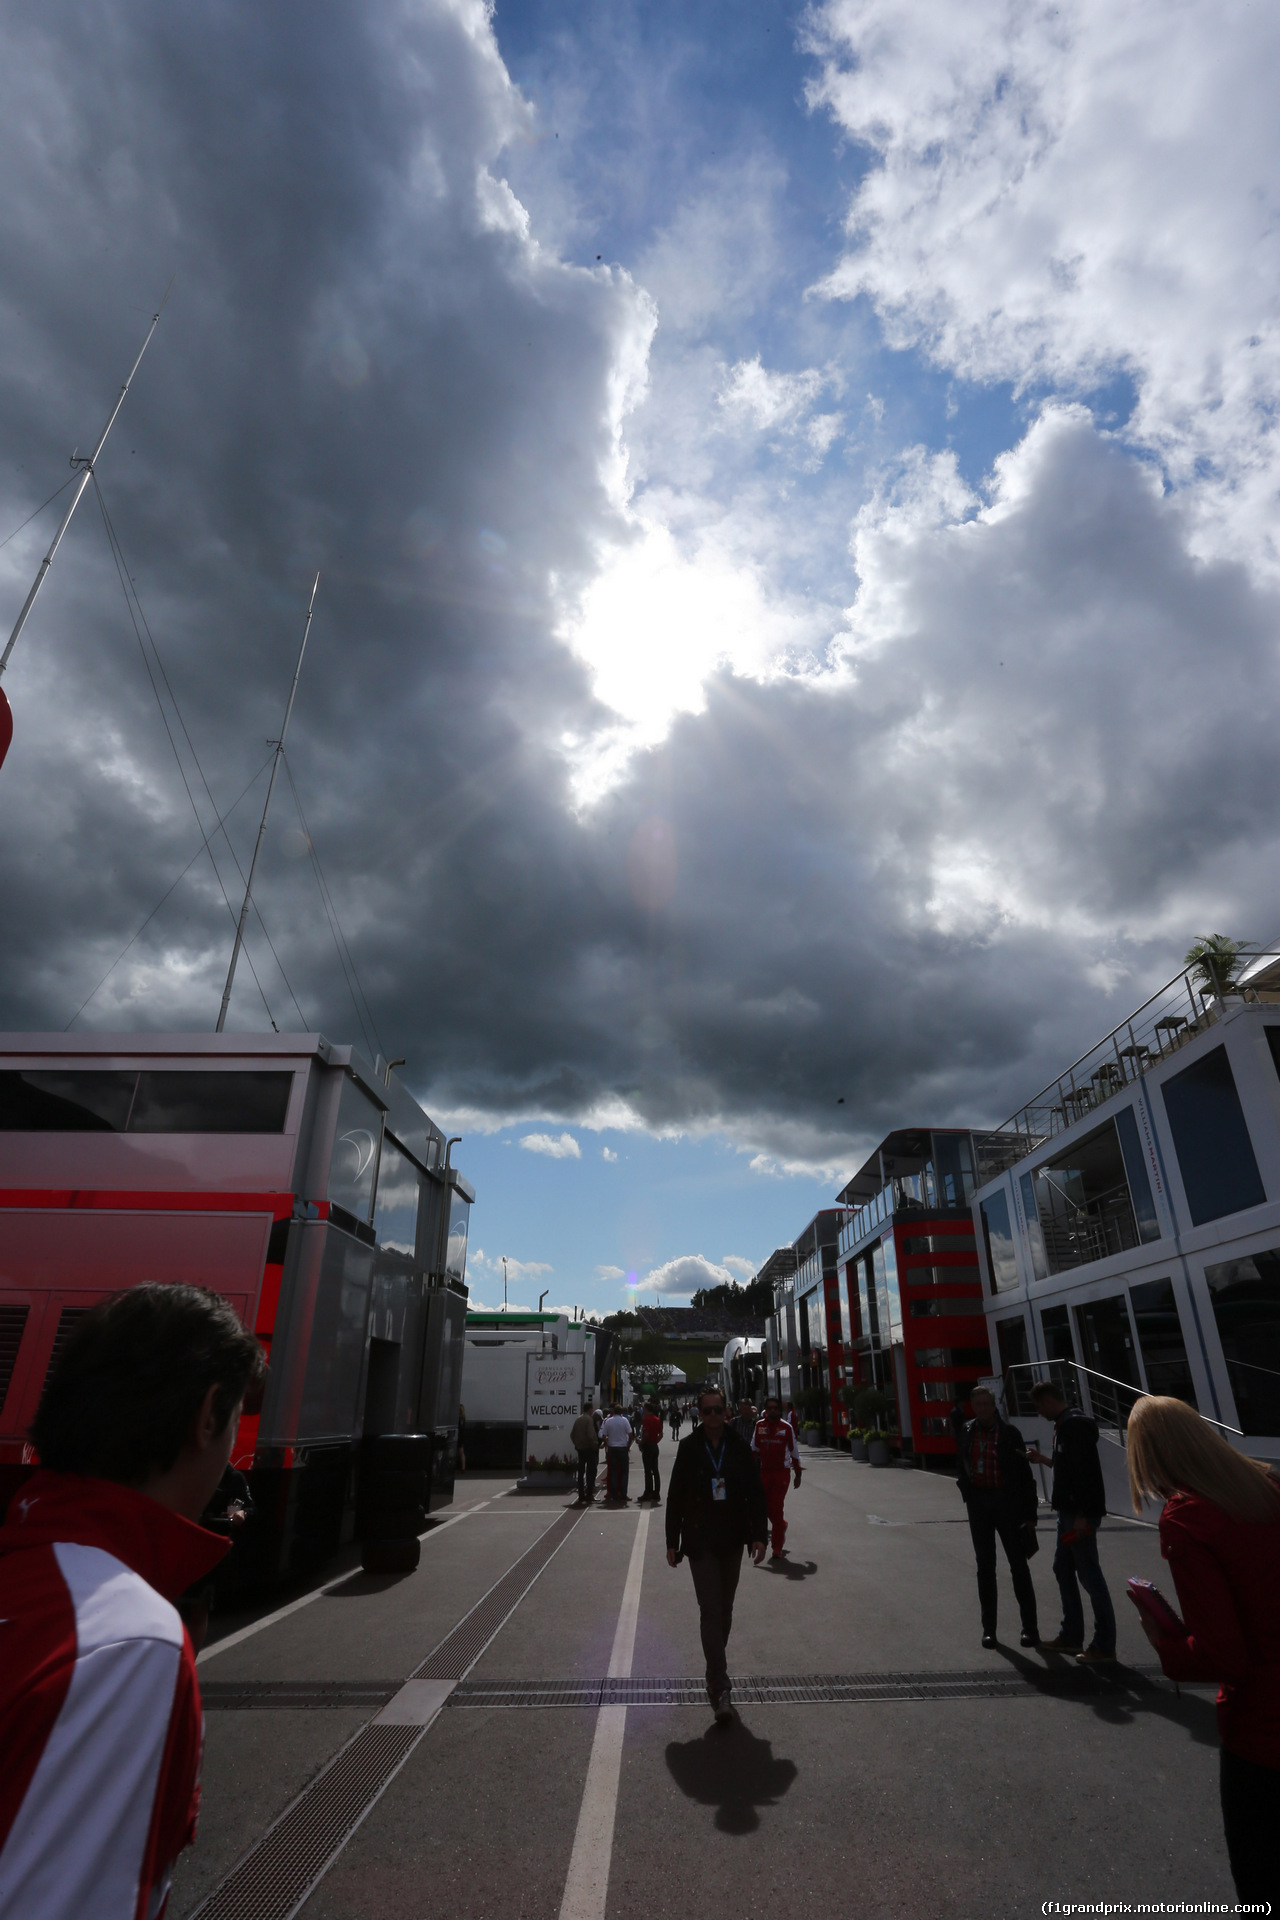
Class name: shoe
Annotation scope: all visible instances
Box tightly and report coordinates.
[712,1687,735,1725]
[769,1550,783,1562]
[1076,1647,1118,1666]
[1020,1629,1040,1649]
[1039,1636,1083,1653]
[981,1631,997,1649]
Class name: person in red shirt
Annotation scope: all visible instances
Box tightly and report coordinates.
[0,1283,264,1920]
[751,1395,802,1560]
[638,1400,665,1505]
[1126,1395,1280,1910]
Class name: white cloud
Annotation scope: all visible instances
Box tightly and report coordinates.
[518,1131,582,1159]
[807,0,1280,569]
[633,1253,739,1299]
[602,1146,618,1161]
[468,1250,554,1284]
[596,1264,625,1281]
[721,1255,757,1280]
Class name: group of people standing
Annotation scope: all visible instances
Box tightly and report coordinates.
[953,1378,1279,1907]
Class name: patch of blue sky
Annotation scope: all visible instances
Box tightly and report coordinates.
[454,1118,833,1315]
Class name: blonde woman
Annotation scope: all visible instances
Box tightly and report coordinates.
[1127,1396,1280,1908]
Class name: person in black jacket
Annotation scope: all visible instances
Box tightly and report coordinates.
[1027,1381,1116,1663]
[951,1386,1041,1650]
[666,1386,768,1723]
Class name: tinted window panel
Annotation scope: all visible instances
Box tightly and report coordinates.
[1129,1278,1197,1406]
[0,1070,136,1130]
[1204,1248,1280,1436]
[1040,1304,1076,1365]
[1161,1045,1266,1226]
[901,1231,974,1257]
[980,1191,1019,1292]
[909,1297,985,1317]
[1114,1105,1161,1243]
[128,1071,292,1133]
[329,1076,383,1222]
[372,1136,421,1260]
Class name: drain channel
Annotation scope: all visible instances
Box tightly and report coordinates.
[449,1664,1170,1709]
[187,1505,585,1919]
[201,1681,402,1712]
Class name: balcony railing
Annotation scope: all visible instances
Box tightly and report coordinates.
[998,1358,1243,1442]
[1001,953,1280,1148]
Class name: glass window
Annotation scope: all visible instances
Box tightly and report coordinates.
[930,1132,974,1208]
[909,1297,985,1317]
[1040,1304,1076,1364]
[1113,1106,1161,1243]
[445,1191,470,1285]
[1033,1120,1144,1274]
[1264,1028,1280,1085]
[980,1190,1019,1292]
[372,1136,421,1260]
[1074,1292,1141,1388]
[328,1076,383,1222]
[915,1345,993,1369]
[876,1237,902,1341]
[995,1314,1031,1410]
[918,1381,955,1400]
[919,1416,951,1436]
[901,1230,974,1257]
[1019,1172,1049,1281]
[1203,1248,1280,1436]
[1162,1046,1266,1226]
[859,1250,880,1345]
[0,1067,291,1132]
[901,1263,981,1286]
[1128,1278,1196,1406]
[128,1071,292,1133]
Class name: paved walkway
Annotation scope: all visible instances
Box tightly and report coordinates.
[171,1440,1231,1920]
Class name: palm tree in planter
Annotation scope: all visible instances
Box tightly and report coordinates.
[1184,934,1256,1004]
[853,1386,892,1464]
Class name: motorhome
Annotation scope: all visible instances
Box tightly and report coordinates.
[0,1029,471,1585]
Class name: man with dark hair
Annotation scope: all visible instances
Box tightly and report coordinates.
[0,1283,265,1918]
[751,1395,801,1561]
[1027,1380,1116,1663]
[665,1387,768,1723]
[638,1399,663,1505]
[951,1385,1041,1650]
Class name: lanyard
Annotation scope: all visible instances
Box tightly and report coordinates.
[705,1441,726,1477]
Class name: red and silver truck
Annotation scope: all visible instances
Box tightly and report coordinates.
[0,1029,471,1586]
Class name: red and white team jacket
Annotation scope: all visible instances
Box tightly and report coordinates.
[751,1416,800,1476]
[0,1471,229,1920]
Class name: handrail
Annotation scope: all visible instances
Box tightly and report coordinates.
[1000,1358,1243,1437]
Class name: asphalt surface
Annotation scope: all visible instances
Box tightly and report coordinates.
[170,1440,1232,1920]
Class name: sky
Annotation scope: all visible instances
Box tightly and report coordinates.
[0,0,1278,1316]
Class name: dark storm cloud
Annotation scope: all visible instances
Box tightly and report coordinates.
[1,3,1277,1176]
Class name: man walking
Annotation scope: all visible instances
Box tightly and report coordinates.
[731,1398,756,1445]
[752,1395,801,1561]
[638,1399,664,1504]
[0,1284,265,1920]
[951,1385,1040,1649]
[571,1399,600,1506]
[599,1403,634,1504]
[666,1388,768,1723]
[1027,1381,1116,1664]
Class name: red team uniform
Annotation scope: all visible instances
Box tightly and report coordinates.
[752,1414,801,1555]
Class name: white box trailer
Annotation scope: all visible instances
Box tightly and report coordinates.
[461,1312,594,1468]
[0,1031,472,1587]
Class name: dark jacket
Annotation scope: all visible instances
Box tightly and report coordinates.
[1048,1407,1106,1522]
[665,1425,767,1558]
[950,1408,1038,1525]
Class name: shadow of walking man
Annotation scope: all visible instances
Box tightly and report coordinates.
[665,1722,798,1833]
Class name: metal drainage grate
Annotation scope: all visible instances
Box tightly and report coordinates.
[187,1506,586,1920]
[186,1724,420,1920]
[449,1665,1167,1710]
[412,1506,583,1680]
[201,1681,401,1712]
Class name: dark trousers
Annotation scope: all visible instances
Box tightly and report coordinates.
[1220,1745,1280,1906]
[965,1488,1039,1635]
[688,1546,743,1700]
[576,1447,599,1501]
[606,1447,630,1500]
[1052,1513,1115,1652]
[640,1441,661,1500]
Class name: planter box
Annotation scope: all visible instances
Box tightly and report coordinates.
[800,1425,823,1446]
[849,1438,868,1462]
[867,1440,891,1467]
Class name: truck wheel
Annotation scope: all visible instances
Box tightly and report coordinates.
[363,1434,433,1470]
[361,1536,421,1574]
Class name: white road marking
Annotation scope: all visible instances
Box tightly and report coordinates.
[374,1677,457,1726]
[197,1496,498,1665]
[556,1508,649,1920]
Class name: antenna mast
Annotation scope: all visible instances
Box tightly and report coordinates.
[215,573,320,1033]
[0,306,163,683]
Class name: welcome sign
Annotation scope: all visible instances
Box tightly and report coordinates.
[524,1351,586,1472]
